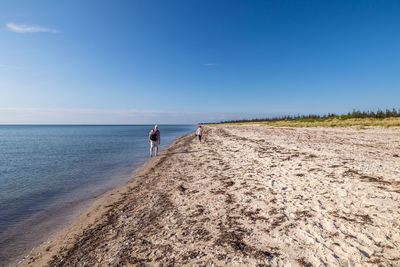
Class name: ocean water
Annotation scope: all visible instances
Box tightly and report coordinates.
[0,125,195,266]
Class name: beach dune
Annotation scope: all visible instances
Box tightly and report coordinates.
[21,125,400,266]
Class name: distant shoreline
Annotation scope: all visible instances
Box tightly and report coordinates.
[212,108,400,127]
[217,117,400,128]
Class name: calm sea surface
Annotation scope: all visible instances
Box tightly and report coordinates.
[0,125,195,266]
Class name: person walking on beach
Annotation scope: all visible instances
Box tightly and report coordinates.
[149,125,160,158]
[195,125,204,143]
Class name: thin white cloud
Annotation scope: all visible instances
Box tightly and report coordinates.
[6,23,58,33]
[203,63,217,66]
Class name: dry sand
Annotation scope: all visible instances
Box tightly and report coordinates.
[19,125,400,266]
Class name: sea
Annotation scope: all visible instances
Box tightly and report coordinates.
[0,125,195,266]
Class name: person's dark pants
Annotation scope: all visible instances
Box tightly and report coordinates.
[198,135,202,142]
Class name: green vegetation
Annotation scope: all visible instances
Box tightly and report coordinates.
[216,108,400,128]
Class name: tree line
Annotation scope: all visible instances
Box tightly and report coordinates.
[216,108,400,124]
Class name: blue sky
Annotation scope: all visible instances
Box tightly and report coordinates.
[0,0,399,123]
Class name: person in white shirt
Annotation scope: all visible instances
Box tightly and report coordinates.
[195,125,204,143]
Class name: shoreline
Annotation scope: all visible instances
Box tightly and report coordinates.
[16,131,196,266]
[6,160,145,267]
[19,126,400,266]
[2,125,194,267]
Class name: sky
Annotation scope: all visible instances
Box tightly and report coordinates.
[0,0,399,124]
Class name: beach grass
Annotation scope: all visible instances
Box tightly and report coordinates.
[220,117,400,128]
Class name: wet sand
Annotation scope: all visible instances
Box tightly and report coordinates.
[19,125,400,266]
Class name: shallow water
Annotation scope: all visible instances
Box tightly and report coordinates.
[0,125,195,266]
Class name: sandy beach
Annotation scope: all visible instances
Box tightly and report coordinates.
[19,125,400,266]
